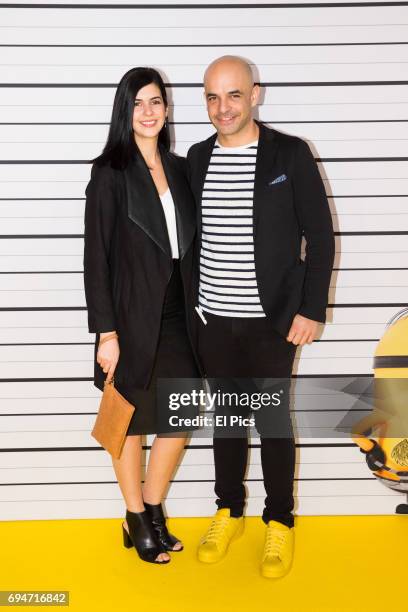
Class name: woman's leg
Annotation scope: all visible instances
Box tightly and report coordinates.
[112,434,170,562]
[143,435,187,550]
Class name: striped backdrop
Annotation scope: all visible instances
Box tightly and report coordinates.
[0,0,407,520]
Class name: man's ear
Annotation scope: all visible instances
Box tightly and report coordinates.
[251,83,261,107]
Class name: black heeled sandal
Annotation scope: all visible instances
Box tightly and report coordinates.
[122,509,170,564]
[144,501,184,552]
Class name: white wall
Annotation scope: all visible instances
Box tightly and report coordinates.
[0,0,407,520]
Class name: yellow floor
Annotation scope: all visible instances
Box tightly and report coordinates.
[0,515,406,612]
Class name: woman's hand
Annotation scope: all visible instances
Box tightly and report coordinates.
[286,314,318,346]
[97,331,120,383]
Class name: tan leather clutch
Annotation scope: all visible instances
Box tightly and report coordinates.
[91,377,136,459]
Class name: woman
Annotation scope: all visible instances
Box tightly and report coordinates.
[83,67,201,565]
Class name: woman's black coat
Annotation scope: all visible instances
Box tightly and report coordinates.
[83,144,197,391]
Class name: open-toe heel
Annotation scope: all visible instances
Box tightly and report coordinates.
[144,501,184,552]
[122,509,170,564]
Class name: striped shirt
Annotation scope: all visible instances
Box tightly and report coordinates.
[198,138,266,318]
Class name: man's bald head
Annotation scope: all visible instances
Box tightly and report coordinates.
[204,56,254,89]
[203,55,260,144]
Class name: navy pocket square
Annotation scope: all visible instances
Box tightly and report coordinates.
[269,173,287,185]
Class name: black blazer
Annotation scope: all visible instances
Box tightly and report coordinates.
[83,144,197,391]
[186,120,335,341]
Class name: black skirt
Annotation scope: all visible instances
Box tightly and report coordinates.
[115,259,200,435]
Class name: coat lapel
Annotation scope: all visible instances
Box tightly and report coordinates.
[253,120,280,238]
[192,132,217,235]
[124,151,172,257]
[160,148,196,260]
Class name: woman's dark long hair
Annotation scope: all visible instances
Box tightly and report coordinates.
[91,67,170,170]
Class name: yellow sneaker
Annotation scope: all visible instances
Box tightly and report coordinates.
[260,520,294,578]
[197,508,244,563]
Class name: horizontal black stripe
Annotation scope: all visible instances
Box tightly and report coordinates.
[0,159,406,165]
[204,180,254,184]
[200,251,255,272]
[0,376,371,387]
[0,478,376,487]
[0,197,85,200]
[1,303,406,313]
[0,400,382,418]
[330,194,408,198]
[0,338,381,350]
[0,412,98,416]
[202,222,254,227]
[315,338,379,342]
[0,234,83,239]
[202,246,254,252]
[2,81,408,88]
[201,270,252,280]
[1,43,408,49]
[209,162,256,166]
[0,307,87,312]
[0,377,93,382]
[203,240,266,245]
[2,230,407,238]
[0,342,92,346]
[0,160,90,164]
[201,253,254,264]
[0,271,84,274]
[202,231,253,236]
[206,171,255,176]
[0,442,361,456]
[373,356,408,368]
[202,197,254,201]
[333,231,408,235]
[3,119,408,125]
[1,2,408,9]
[200,277,258,289]
[1,194,407,200]
[318,157,408,163]
[333,268,408,272]
[0,442,360,455]
[1,267,407,274]
[200,262,255,273]
[328,302,408,307]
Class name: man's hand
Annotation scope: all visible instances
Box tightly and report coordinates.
[286,314,318,346]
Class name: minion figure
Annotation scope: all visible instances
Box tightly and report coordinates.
[352,308,408,514]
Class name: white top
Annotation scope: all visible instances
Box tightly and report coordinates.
[159,188,179,259]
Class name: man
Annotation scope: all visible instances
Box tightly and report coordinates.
[186,56,335,578]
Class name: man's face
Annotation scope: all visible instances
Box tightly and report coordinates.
[204,65,259,137]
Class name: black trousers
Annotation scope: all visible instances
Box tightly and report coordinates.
[197,311,297,527]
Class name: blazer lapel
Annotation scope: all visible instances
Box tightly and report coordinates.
[124,151,172,258]
[160,148,196,260]
[192,132,217,235]
[253,120,280,239]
